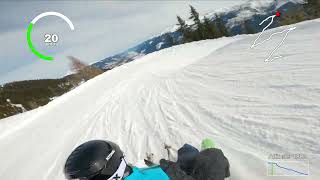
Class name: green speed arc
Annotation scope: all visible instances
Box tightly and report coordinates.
[27,23,53,61]
[26,12,75,61]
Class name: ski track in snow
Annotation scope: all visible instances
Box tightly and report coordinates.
[0,19,320,180]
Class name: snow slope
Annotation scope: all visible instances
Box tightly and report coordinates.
[92,0,305,71]
[0,19,320,180]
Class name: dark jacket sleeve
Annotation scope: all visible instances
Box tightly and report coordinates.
[159,159,196,180]
[224,156,230,177]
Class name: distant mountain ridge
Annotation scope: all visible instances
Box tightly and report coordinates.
[2,0,316,120]
[92,0,304,70]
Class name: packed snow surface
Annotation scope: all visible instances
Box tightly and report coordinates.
[0,19,319,180]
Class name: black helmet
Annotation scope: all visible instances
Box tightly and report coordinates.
[64,140,126,180]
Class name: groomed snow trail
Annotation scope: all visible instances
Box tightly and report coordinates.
[0,19,319,180]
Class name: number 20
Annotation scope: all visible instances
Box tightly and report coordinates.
[44,34,59,43]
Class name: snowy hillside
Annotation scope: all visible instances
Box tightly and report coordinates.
[0,19,320,180]
[92,0,305,70]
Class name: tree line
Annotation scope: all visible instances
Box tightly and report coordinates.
[174,2,320,44]
[304,0,320,18]
[176,5,230,43]
[0,57,103,120]
[174,5,258,44]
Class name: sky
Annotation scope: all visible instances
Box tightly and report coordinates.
[0,0,246,84]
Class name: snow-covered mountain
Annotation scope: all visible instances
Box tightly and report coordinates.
[0,18,319,179]
[92,0,305,70]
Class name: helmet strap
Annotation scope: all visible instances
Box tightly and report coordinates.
[106,158,127,180]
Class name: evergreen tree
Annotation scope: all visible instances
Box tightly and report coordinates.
[176,15,187,32]
[215,14,229,37]
[189,5,201,25]
[280,11,307,26]
[189,5,203,40]
[304,0,320,18]
[176,16,190,42]
[203,16,217,39]
[176,15,193,43]
[306,0,320,6]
